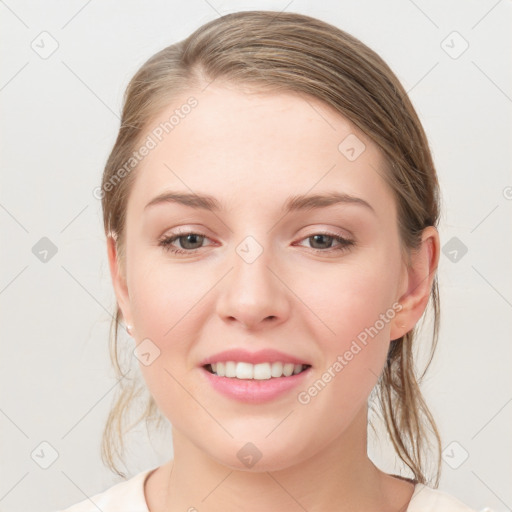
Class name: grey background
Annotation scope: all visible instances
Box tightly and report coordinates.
[1,1,511,511]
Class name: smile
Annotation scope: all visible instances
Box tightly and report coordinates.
[204,361,311,379]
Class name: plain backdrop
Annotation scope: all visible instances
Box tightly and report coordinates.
[1,1,511,511]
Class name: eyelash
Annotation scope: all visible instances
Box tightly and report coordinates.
[158,230,355,256]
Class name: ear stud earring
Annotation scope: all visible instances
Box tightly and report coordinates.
[126,324,133,336]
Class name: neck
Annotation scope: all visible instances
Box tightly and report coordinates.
[154,407,414,512]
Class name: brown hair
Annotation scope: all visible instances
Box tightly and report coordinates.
[100,10,442,485]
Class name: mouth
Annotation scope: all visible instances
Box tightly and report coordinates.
[203,361,312,379]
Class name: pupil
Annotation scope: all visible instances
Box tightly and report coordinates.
[312,234,331,249]
[182,234,203,249]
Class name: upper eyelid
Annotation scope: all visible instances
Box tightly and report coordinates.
[163,222,354,237]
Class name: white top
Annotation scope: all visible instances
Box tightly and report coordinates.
[57,468,485,512]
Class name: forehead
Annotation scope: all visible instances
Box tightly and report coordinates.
[127,84,395,220]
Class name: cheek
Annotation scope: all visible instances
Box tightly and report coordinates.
[294,254,399,350]
[127,263,202,428]
[292,254,399,401]
[293,287,393,431]
[126,250,225,412]
[128,247,209,340]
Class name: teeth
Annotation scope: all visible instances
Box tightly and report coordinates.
[225,361,236,377]
[292,364,302,375]
[236,362,253,379]
[283,363,294,376]
[207,361,308,379]
[270,361,283,377]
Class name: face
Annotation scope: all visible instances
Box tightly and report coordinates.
[109,83,413,471]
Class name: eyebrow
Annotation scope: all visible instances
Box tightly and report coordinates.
[144,191,375,215]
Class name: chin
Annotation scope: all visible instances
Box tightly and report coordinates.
[205,437,312,473]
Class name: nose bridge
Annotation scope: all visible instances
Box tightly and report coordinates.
[216,233,289,328]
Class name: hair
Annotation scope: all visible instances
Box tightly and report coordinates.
[100,10,442,485]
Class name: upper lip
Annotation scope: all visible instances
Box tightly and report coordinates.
[198,348,311,367]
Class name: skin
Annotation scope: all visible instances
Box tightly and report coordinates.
[107,82,440,512]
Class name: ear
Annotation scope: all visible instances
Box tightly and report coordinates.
[106,234,133,329]
[389,226,440,341]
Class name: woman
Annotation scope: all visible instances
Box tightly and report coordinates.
[59,10,481,512]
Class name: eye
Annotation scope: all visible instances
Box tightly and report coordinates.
[295,232,355,254]
[158,231,213,255]
[158,230,355,256]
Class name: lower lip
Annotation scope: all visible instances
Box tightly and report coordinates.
[200,366,311,404]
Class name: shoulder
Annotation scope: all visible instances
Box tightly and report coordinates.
[55,468,154,512]
[407,484,486,512]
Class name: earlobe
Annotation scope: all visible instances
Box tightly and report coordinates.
[390,226,440,341]
[106,234,133,327]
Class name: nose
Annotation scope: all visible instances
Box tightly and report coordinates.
[215,240,291,331]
